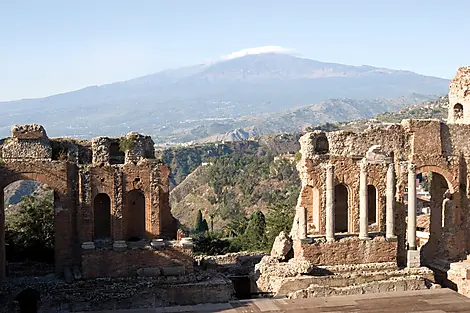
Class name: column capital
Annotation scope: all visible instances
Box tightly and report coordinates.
[360,158,368,171]
[407,163,416,172]
[387,162,395,171]
[326,163,335,171]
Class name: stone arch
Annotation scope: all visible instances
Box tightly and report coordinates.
[453,103,464,120]
[334,184,349,233]
[0,164,73,279]
[415,165,456,193]
[126,189,146,240]
[414,167,455,262]
[93,193,111,240]
[367,185,377,225]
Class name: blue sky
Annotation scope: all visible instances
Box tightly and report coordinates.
[1,0,469,101]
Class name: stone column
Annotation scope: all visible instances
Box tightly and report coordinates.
[359,159,369,239]
[325,164,335,242]
[407,163,417,250]
[386,163,396,239]
[298,206,307,239]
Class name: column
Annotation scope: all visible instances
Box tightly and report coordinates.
[359,159,369,239]
[325,164,335,242]
[386,163,396,239]
[407,163,417,250]
[298,206,307,239]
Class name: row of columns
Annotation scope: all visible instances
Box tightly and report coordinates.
[325,161,397,242]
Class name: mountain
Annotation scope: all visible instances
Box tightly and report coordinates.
[0,53,450,142]
[191,94,437,143]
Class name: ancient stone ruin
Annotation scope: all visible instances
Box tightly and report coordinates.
[0,126,193,280]
[255,66,470,298]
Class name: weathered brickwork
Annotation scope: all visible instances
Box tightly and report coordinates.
[0,126,182,280]
[293,236,397,266]
[81,246,193,278]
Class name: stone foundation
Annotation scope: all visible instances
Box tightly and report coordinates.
[81,241,193,278]
[0,274,234,312]
[293,235,397,266]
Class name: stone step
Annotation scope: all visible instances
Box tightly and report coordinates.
[287,275,434,299]
[276,266,433,296]
[316,262,399,274]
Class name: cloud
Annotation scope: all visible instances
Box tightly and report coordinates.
[219,46,296,61]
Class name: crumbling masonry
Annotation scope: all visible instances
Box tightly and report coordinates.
[0,127,194,280]
[288,66,470,296]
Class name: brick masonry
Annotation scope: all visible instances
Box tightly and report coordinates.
[293,236,397,266]
[0,126,182,280]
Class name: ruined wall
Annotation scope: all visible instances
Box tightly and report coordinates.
[82,245,193,278]
[0,125,182,281]
[293,236,397,266]
[2,124,52,160]
[448,66,470,124]
[326,124,410,160]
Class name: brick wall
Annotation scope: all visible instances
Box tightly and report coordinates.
[294,236,397,266]
[82,246,193,278]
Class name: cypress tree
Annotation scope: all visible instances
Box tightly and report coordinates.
[195,209,203,232]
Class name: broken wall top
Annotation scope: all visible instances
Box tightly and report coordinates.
[449,66,470,100]
[11,124,48,140]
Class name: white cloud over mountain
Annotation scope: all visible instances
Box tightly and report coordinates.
[219,46,295,61]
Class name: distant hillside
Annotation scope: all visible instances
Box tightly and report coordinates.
[167,95,450,231]
[0,53,449,142]
[156,133,301,188]
[194,94,437,143]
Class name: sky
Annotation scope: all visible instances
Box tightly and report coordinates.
[1,0,469,101]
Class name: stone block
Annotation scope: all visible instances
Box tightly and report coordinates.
[12,124,48,140]
[81,242,95,250]
[181,237,194,250]
[136,267,161,277]
[151,239,165,249]
[271,231,293,260]
[113,240,127,252]
[161,266,185,276]
[407,250,421,268]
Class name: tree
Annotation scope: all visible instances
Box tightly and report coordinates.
[194,209,203,232]
[5,190,54,263]
[266,195,296,246]
[201,219,209,232]
[242,210,267,251]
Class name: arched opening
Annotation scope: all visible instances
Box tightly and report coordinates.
[413,171,450,263]
[126,189,146,241]
[315,136,329,154]
[453,103,464,120]
[367,185,377,225]
[3,180,55,277]
[109,142,125,165]
[93,193,111,240]
[334,184,348,233]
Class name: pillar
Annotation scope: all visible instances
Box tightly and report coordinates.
[359,159,369,239]
[386,163,396,239]
[298,206,307,239]
[325,164,335,242]
[407,163,417,250]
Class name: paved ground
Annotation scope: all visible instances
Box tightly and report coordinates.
[80,288,470,313]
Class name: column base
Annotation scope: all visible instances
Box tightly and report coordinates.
[359,235,370,240]
[407,249,421,268]
[386,235,397,242]
[326,236,335,242]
